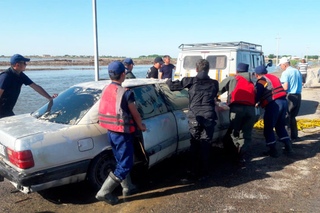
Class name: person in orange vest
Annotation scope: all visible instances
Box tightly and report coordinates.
[218,63,256,166]
[254,65,293,157]
[96,61,146,205]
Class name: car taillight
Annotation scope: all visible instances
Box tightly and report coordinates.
[6,148,34,169]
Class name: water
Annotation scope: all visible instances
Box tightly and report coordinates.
[12,65,151,115]
[7,64,277,115]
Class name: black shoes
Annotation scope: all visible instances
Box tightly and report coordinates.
[263,148,280,158]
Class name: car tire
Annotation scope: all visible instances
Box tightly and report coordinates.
[87,151,116,191]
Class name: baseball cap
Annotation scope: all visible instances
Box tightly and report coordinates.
[254,65,268,74]
[237,63,249,72]
[108,61,125,76]
[154,56,164,65]
[10,54,30,65]
[277,57,290,66]
[123,58,134,65]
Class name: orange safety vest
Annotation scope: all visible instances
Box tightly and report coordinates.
[230,75,255,106]
[98,83,135,133]
[258,74,287,108]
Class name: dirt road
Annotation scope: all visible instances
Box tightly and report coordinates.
[1,87,320,213]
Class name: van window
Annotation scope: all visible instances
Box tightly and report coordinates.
[206,55,227,69]
[251,54,262,68]
[183,56,202,69]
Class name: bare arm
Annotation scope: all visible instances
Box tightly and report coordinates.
[282,82,289,91]
[128,102,146,131]
[29,83,55,101]
[158,71,163,80]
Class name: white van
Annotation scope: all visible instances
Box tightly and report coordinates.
[174,41,272,82]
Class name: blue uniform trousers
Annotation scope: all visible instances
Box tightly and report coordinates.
[108,131,134,181]
[263,98,290,147]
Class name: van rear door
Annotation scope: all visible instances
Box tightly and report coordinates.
[205,51,231,82]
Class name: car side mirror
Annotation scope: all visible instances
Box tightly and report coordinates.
[266,59,273,68]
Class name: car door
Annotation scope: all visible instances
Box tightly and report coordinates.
[158,83,190,152]
[131,84,178,168]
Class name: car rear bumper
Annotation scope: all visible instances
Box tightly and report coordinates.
[0,159,90,193]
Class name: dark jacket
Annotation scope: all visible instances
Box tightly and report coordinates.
[166,71,218,120]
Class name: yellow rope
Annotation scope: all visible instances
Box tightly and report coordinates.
[253,119,320,130]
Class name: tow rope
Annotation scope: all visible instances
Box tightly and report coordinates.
[254,118,320,131]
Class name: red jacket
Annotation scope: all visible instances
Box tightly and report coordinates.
[257,74,287,108]
[98,83,135,133]
[230,75,255,106]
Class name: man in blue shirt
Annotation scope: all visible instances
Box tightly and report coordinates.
[159,55,175,79]
[279,57,303,141]
[0,54,56,118]
[123,58,136,79]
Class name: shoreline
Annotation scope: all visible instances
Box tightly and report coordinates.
[0,57,177,67]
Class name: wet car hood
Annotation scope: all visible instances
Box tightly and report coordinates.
[0,113,69,139]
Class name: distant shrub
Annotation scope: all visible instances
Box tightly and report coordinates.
[290,60,298,67]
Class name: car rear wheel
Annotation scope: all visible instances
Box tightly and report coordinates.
[87,151,116,191]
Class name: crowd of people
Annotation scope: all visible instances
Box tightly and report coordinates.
[0,54,305,205]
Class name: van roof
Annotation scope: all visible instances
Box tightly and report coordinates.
[178,41,262,52]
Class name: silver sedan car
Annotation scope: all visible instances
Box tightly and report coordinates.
[0,79,229,193]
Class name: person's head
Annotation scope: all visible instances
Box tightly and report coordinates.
[153,56,164,69]
[196,59,209,73]
[278,57,290,70]
[236,63,249,73]
[123,58,134,71]
[163,55,171,64]
[108,61,126,82]
[301,59,306,63]
[10,54,30,72]
[254,65,268,79]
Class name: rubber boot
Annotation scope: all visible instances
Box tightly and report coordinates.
[121,173,138,197]
[95,172,121,205]
[263,145,279,158]
[283,140,294,155]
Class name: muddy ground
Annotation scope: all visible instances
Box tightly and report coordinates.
[1,75,320,213]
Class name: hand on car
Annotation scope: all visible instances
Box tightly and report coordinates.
[139,123,147,132]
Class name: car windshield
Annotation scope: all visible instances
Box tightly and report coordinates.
[32,86,101,125]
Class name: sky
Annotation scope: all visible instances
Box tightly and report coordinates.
[1,0,320,58]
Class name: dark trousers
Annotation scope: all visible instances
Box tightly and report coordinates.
[229,104,256,153]
[188,116,216,177]
[286,93,301,140]
[264,98,290,147]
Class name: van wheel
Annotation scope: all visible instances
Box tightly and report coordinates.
[87,151,116,191]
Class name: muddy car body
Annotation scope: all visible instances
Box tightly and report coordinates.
[0,79,229,193]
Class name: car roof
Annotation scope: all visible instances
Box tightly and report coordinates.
[73,78,168,90]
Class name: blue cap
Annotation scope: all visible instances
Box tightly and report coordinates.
[10,54,30,65]
[237,63,249,72]
[123,58,134,65]
[108,61,125,76]
[255,65,268,74]
[154,56,164,64]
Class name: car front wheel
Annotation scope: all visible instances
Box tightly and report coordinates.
[87,151,116,191]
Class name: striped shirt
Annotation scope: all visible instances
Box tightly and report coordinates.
[298,62,308,74]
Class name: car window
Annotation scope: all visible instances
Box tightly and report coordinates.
[131,85,168,119]
[32,86,101,125]
[159,84,189,110]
